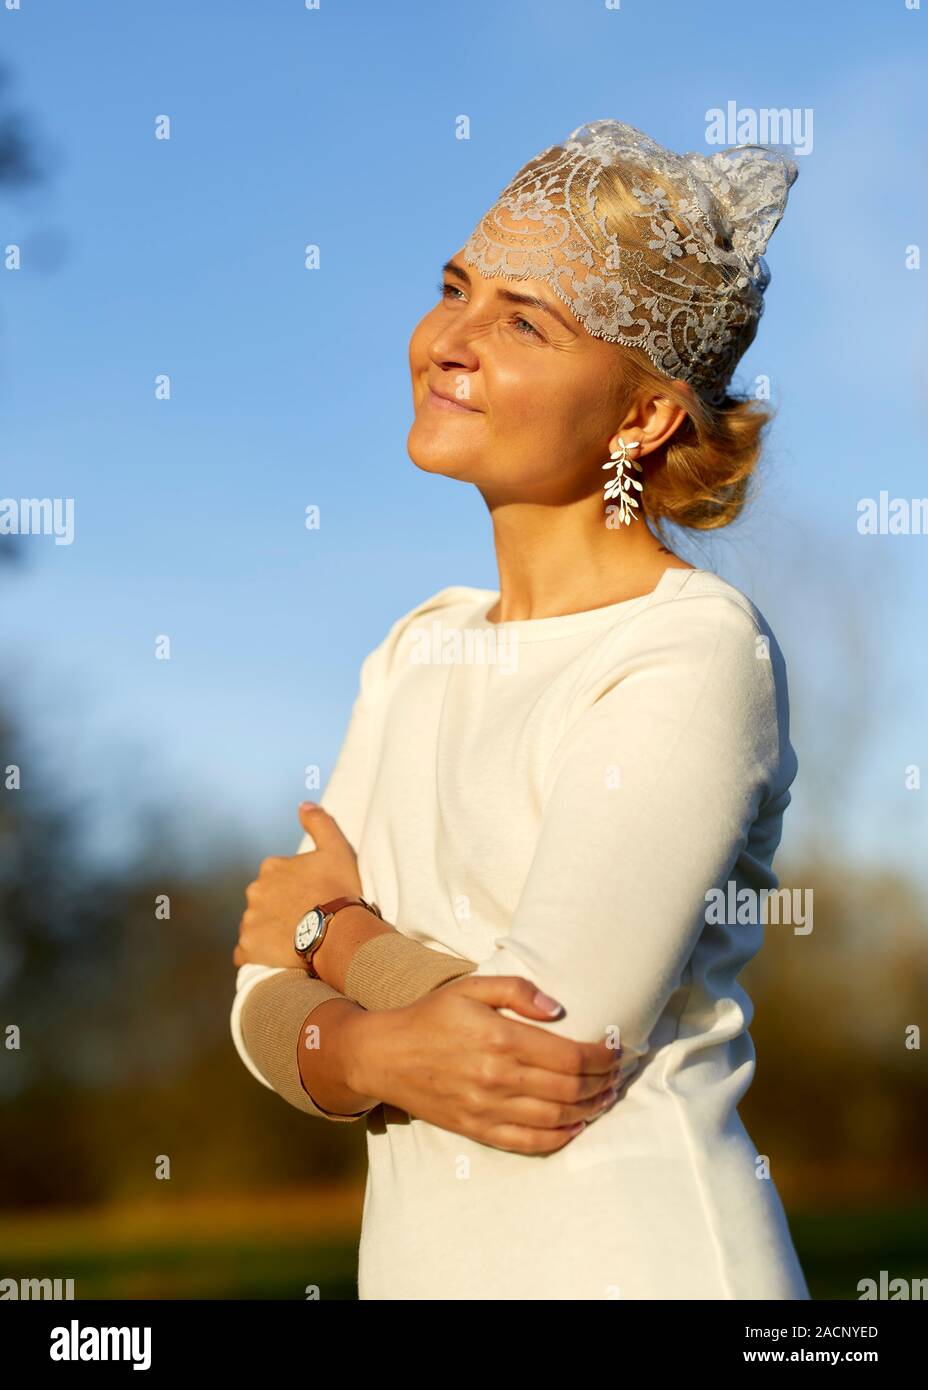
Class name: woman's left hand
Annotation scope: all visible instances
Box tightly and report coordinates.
[232,803,363,968]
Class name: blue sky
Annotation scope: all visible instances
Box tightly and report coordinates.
[1,0,925,880]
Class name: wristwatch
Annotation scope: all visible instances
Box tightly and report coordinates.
[293,895,383,978]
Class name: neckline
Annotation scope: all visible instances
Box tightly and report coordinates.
[470,566,702,642]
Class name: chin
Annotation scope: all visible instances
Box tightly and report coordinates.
[406,422,478,481]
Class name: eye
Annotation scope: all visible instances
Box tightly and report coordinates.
[435,282,544,341]
[510,315,543,340]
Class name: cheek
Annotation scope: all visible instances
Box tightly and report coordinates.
[489,358,596,451]
[485,356,557,427]
[543,368,616,454]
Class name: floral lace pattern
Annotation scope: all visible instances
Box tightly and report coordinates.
[462,120,798,403]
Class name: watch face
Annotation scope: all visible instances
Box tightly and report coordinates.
[295,909,323,952]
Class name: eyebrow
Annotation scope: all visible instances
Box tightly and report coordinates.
[441,259,577,334]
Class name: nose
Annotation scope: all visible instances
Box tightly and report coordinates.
[425,329,479,410]
[426,323,479,377]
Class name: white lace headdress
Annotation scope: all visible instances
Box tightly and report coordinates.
[461,119,798,404]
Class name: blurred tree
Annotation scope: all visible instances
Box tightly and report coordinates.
[0,698,369,1210]
[0,60,42,188]
[0,56,43,567]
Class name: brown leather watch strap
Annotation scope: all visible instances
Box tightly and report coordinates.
[317,895,383,919]
[317,895,367,918]
[305,896,383,978]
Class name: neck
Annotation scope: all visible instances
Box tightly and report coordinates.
[481,489,690,623]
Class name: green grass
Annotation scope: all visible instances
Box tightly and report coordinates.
[1,1239,360,1300]
[790,1204,928,1300]
[3,1200,925,1300]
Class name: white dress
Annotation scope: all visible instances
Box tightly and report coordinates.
[234,565,811,1300]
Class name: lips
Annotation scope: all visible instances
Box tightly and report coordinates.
[425,386,480,413]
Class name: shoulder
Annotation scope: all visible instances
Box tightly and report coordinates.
[581,568,793,740]
[379,583,489,655]
[391,583,490,629]
[644,569,797,796]
[621,568,786,674]
[357,584,489,696]
[652,567,770,632]
[561,569,797,793]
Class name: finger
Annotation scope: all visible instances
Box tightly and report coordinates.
[297,801,347,849]
[258,857,286,875]
[483,1076,625,1134]
[450,974,566,1018]
[449,977,621,1079]
[449,974,611,1053]
[498,1060,626,1107]
[500,1018,622,1081]
[478,1120,591,1156]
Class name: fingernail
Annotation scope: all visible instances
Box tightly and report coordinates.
[301,801,318,810]
[533,989,564,1016]
[595,1087,620,1112]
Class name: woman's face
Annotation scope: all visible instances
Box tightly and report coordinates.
[407,249,631,506]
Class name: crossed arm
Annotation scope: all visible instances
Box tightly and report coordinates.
[236,923,478,1122]
[234,593,786,1130]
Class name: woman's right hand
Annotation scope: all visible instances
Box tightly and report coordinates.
[344,975,627,1155]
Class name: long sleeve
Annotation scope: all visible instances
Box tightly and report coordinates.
[231,617,477,1121]
[237,943,477,1121]
[238,969,369,1120]
[467,594,794,1055]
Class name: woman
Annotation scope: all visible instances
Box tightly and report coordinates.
[231,119,810,1300]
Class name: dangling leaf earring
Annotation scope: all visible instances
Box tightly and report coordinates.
[602,437,643,525]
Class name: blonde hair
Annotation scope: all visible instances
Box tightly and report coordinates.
[589,157,776,539]
[610,346,775,542]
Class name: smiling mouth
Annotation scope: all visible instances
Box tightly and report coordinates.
[425,387,480,414]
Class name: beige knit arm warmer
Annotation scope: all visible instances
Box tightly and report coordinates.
[239,933,477,1122]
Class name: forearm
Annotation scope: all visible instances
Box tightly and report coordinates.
[236,926,477,1120]
[314,905,478,1005]
[311,904,394,993]
[239,969,376,1121]
[296,997,379,1117]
